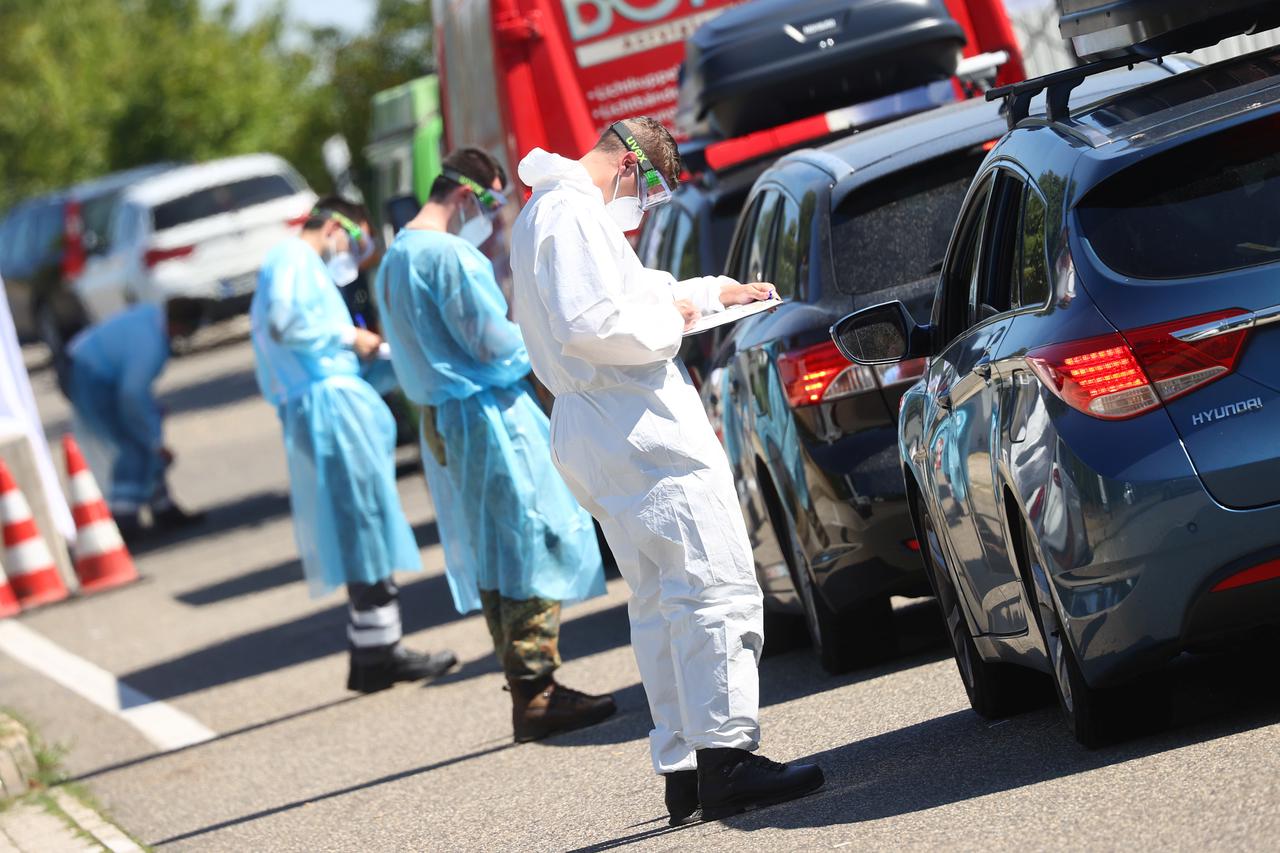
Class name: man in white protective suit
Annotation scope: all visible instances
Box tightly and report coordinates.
[509,116,825,825]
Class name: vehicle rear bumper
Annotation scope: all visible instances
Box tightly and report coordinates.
[1055,484,1280,687]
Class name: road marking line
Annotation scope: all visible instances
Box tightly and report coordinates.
[0,621,215,751]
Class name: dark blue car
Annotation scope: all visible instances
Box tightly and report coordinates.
[705,59,1187,675]
[833,47,1280,744]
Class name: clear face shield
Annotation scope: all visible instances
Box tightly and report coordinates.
[317,209,374,286]
[443,168,509,246]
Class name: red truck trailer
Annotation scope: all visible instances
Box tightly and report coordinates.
[434,0,1027,190]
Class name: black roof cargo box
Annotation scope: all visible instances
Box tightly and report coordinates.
[678,0,966,139]
[1059,0,1280,61]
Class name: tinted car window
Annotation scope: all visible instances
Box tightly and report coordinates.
[153,174,298,231]
[31,202,63,266]
[939,174,994,345]
[1080,112,1280,279]
[669,210,701,280]
[1020,189,1050,308]
[81,190,124,255]
[772,194,802,299]
[831,151,985,298]
[745,192,782,283]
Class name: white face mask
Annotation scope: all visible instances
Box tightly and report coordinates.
[454,193,496,247]
[606,168,644,231]
[323,235,359,287]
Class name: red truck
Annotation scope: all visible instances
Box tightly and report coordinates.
[433,0,1026,186]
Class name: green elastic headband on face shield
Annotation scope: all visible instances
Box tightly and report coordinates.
[609,121,673,210]
[442,169,508,212]
[313,209,373,263]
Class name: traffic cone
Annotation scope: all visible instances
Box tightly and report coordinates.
[0,460,69,607]
[63,434,138,593]
[0,558,20,619]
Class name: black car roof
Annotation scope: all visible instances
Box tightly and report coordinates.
[776,60,1186,184]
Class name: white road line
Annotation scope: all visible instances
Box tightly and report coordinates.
[0,621,215,751]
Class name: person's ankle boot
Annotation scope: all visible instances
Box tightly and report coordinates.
[696,747,825,821]
[115,512,145,546]
[509,676,617,743]
[151,503,206,530]
[665,769,700,826]
[347,645,458,693]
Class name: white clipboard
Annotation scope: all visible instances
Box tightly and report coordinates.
[684,297,783,336]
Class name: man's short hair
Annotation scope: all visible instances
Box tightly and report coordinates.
[304,195,370,232]
[429,148,508,203]
[593,117,681,188]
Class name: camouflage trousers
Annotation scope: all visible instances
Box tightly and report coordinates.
[479,590,562,681]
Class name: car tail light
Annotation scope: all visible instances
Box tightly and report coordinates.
[61,200,86,280]
[778,341,876,407]
[1026,309,1249,420]
[144,245,195,268]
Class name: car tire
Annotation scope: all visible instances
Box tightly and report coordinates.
[916,493,1049,719]
[1016,517,1168,747]
[781,509,895,674]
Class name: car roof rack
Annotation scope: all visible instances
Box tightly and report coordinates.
[986,55,1159,130]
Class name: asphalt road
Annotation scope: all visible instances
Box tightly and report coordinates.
[5,329,1280,851]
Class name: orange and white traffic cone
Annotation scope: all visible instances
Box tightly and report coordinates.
[63,434,138,593]
[0,558,20,619]
[0,460,69,607]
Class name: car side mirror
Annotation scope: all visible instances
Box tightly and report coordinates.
[830,300,927,365]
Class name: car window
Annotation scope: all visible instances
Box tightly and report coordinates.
[668,210,701,280]
[831,151,986,300]
[726,195,761,282]
[81,190,123,255]
[975,170,1027,324]
[31,202,63,267]
[772,194,802,300]
[745,191,782,284]
[938,174,994,346]
[0,214,15,272]
[1019,189,1050,308]
[1079,111,1280,280]
[152,174,298,231]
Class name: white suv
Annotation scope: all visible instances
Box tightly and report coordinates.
[77,154,316,322]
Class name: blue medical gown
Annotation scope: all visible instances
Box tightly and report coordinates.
[251,238,420,598]
[66,303,168,509]
[374,229,604,613]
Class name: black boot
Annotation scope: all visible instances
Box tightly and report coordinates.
[115,512,145,546]
[347,645,458,694]
[696,748,825,822]
[151,503,206,530]
[665,769,700,826]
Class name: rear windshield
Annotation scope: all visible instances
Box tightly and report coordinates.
[831,151,984,296]
[153,174,298,231]
[1079,113,1280,280]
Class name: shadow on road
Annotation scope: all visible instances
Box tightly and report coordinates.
[130,490,293,556]
[122,568,461,699]
[69,694,364,784]
[160,367,261,418]
[715,650,1280,836]
[149,739,520,847]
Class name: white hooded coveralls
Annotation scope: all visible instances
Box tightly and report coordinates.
[509,149,764,773]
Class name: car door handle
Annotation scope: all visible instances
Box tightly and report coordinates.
[974,362,992,381]
[937,391,953,411]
